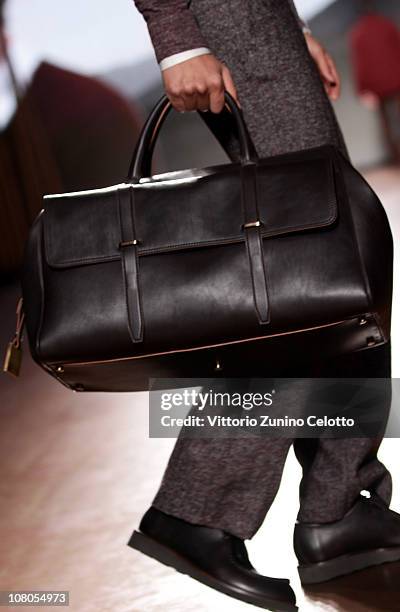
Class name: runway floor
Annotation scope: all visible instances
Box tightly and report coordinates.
[1,166,400,612]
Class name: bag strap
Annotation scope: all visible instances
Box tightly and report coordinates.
[124,92,269,334]
[118,188,143,343]
[241,162,270,324]
[127,92,257,181]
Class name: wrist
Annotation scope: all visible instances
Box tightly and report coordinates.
[160,48,212,72]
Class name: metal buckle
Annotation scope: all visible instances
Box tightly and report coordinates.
[119,239,140,248]
[242,220,263,230]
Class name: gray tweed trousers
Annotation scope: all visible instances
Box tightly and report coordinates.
[151,0,393,540]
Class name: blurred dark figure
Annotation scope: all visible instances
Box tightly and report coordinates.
[350,2,400,164]
[0,2,60,279]
[27,63,143,193]
[0,1,143,278]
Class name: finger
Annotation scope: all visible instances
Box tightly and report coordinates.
[197,91,210,111]
[323,80,338,101]
[317,52,334,87]
[316,54,339,101]
[327,81,340,101]
[325,53,339,83]
[182,91,199,112]
[222,65,241,107]
[322,69,339,100]
[325,54,341,99]
[209,83,225,114]
[168,93,186,113]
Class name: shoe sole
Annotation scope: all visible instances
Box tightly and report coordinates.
[298,546,400,584]
[128,530,298,612]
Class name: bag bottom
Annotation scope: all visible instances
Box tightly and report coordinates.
[36,313,387,392]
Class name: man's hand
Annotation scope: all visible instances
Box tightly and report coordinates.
[162,54,239,113]
[304,32,341,101]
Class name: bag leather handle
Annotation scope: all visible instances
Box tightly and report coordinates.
[125,92,270,328]
[127,92,257,181]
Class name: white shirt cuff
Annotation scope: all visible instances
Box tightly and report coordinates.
[159,48,211,71]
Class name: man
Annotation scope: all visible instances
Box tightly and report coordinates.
[128,2,400,610]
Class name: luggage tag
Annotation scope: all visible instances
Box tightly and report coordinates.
[3,297,25,377]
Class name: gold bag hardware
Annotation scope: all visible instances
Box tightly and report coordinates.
[3,341,23,377]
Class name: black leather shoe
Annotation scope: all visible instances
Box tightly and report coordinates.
[128,507,297,611]
[294,493,400,584]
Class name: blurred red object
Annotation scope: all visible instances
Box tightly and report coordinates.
[29,62,144,192]
[350,13,400,99]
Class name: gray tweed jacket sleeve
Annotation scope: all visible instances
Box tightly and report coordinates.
[133,1,305,64]
[133,0,208,63]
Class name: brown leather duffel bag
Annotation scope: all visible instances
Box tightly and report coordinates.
[16,94,393,391]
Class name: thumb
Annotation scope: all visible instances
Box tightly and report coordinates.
[221,64,241,108]
[319,52,335,84]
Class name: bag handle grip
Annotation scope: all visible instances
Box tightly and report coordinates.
[127,92,256,181]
